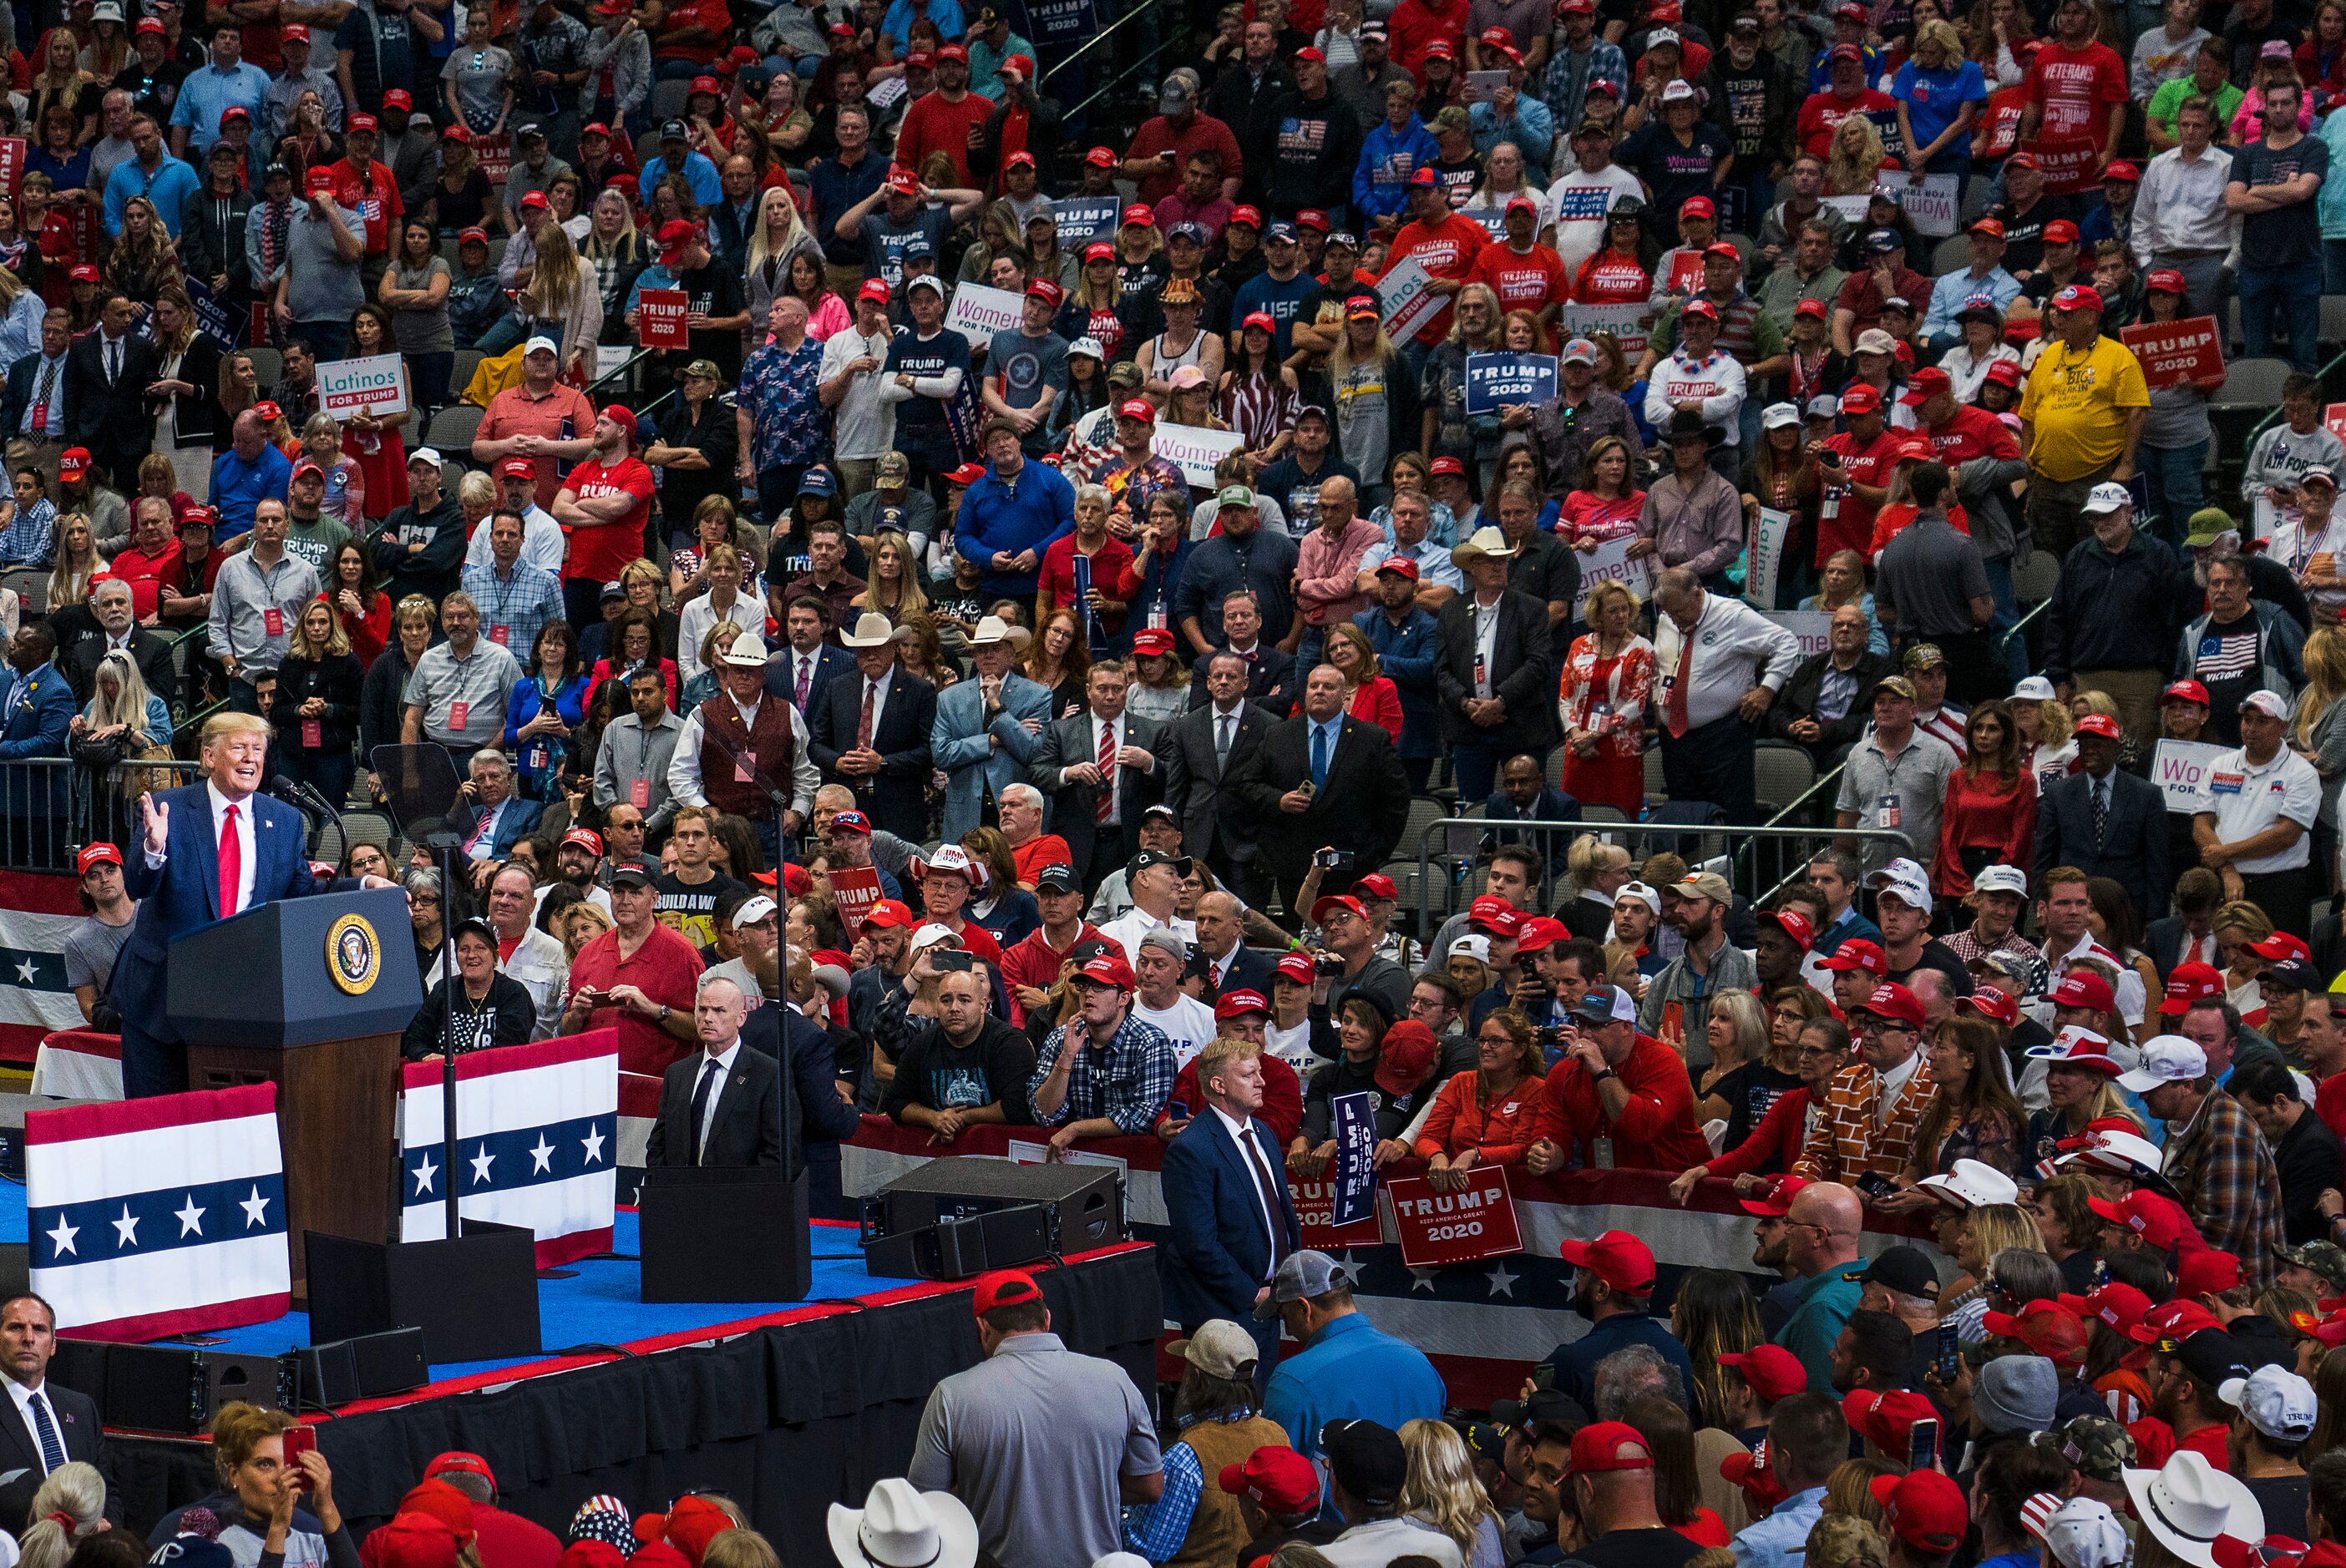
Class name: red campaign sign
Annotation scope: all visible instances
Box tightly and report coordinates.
[1384,1166,1524,1267]
[2121,316,2225,390]
[1664,250,1704,296]
[2019,137,2102,196]
[2328,403,2346,443]
[0,139,25,198]
[828,864,884,934]
[1293,1174,1384,1248]
[636,287,690,350]
[475,134,514,187]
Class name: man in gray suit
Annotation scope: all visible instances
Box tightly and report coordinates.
[1165,649,1274,901]
[930,615,1052,843]
[1033,660,1169,895]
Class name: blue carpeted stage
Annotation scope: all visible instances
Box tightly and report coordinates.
[0,1180,1163,1565]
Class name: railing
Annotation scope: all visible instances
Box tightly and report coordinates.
[1410,814,1917,942]
[0,757,205,871]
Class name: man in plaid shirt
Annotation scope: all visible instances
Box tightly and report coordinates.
[2124,1035,2286,1286]
[1029,948,1175,1153]
[462,511,569,661]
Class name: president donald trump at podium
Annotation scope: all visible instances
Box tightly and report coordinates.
[115,712,394,1098]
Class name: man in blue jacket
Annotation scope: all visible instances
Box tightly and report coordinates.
[1260,1248,1446,1459]
[1161,1037,1300,1371]
[1356,557,1442,791]
[0,624,74,874]
[1354,80,1437,233]
[955,418,1075,599]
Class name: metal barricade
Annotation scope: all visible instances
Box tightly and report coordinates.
[1411,814,1919,942]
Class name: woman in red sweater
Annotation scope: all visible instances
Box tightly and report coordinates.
[1665,1014,1853,1200]
[1934,699,2035,900]
[327,540,393,669]
[1326,622,1404,744]
[1414,1009,1549,1184]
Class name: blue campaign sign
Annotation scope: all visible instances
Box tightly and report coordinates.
[1330,1090,1379,1227]
[1464,352,1558,416]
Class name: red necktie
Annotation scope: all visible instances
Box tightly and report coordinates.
[857,680,875,749]
[1097,719,1115,823]
[1666,631,1694,739]
[218,802,241,918]
[794,655,811,710]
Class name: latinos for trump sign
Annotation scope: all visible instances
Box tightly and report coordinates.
[28,1083,291,1338]
[316,354,409,418]
[1465,352,1558,416]
[1387,1166,1524,1267]
[1559,301,1646,362]
[2121,317,2225,390]
[1377,256,1444,343]
[635,288,691,350]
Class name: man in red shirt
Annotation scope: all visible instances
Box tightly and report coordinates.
[1122,71,1244,206]
[1813,382,1901,563]
[423,1454,560,1568]
[1381,167,1490,348]
[1387,0,1468,78]
[553,404,657,625]
[997,861,1098,1023]
[109,498,182,622]
[1471,195,1569,328]
[1909,364,2026,502]
[322,113,403,265]
[1796,45,1895,159]
[560,862,705,1075]
[1525,982,1711,1170]
[2019,0,2127,193]
[894,43,992,186]
[651,0,729,71]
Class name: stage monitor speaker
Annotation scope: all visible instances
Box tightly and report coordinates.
[291,1327,428,1408]
[640,1166,811,1302]
[58,1343,293,1433]
[306,1222,543,1367]
[860,1202,1053,1281]
[866,1157,1127,1254]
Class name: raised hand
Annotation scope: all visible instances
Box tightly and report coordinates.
[139,792,168,859]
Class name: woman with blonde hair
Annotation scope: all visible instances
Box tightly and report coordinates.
[1163,365,1229,432]
[743,185,820,346]
[2009,676,2077,789]
[47,513,101,610]
[580,188,650,323]
[2214,899,2278,1024]
[29,32,94,145]
[1563,832,1634,940]
[2293,624,2346,891]
[1798,549,1889,656]
[1558,579,1654,813]
[0,264,41,369]
[18,1462,107,1568]
[518,224,603,376]
[1325,622,1403,744]
[1694,989,1775,1126]
[1400,1419,1503,1568]
[1825,114,1889,196]
[956,200,1023,290]
[854,534,930,626]
[107,195,177,305]
[1330,300,1410,508]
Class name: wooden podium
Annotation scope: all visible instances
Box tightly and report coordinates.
[168,888,423,1300]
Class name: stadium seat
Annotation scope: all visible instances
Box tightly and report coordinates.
[425,403,485,456]
[244,346,281,389]
[2012,550,2061,604]
[2211,357,2298,456]
[1930,235,1972,276]
[2322,296,2346,352]
[1753,741,1816,817]
[651,78,693,124]
[1641,745,1665,808]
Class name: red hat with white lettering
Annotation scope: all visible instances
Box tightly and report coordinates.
[1214,989,1271,1021]
[2160,960,2226,1014]
[1821,937,1885,976]
[1839,382,1882,415]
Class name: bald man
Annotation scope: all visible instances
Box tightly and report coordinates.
[1776,1181,1867,1392]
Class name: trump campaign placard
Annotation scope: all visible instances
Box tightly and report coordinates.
[2153,739,2228,812]
[1386,1166,1523,1267]
[2121,317,2225,390]
[1377,256,1443,343]
[635,288,691,350]
[1464,352,1558,416]
[943,281,1024,352]
[1765,610,1835,658]
[316,353,409,418]
[1152,424,1247,488]
[1573,536,1653,604]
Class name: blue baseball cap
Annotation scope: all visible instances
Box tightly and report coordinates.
[799,467,839,497]
[1264,220,1298,242]
[1168,221,1208,245]
[902,238,935,260]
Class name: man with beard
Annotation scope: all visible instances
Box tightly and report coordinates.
[881,964,1036,1145]
[540,827,611,919]
[1796,982,1937,1186]
[1534,1228,1695,1414]
[1637,872,1758,1065]
[845,898,920,1109]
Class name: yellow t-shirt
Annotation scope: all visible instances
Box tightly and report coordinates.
[2018,334,2151,483]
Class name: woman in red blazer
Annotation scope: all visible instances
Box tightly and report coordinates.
[1326,622,1405,744]
[1935,700,2036,900]
[1666,1014,1855,1199]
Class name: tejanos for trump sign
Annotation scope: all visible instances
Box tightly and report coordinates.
[28,1082,291,1338]
[317,353,410,418]
[401,1034,621,1267]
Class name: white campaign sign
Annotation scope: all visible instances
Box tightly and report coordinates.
[1822,195,1876,224]
[1746,507,1791,609]
[1559,301,1647,361]
[1573,536,1653,607]
[316,353,408,418]
[2153,738,2228,812]
[1152,424,1247,488]
[1898,175,1961,237]
[1378,256,1443,342]
[942,281,1024,351]
[1765,609,1836,658]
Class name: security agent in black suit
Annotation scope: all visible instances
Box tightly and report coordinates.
[62,294,157,488]
[0,1292,114,1525]
[645,973,783,1168]
[2035,715,2171,924]
[1230,662,1411,916]
[1187,591,1297,716]
[807,614,938,845]
[739,969,867,1217]
[1165,650,1274,896]
[1031,661,1168,894]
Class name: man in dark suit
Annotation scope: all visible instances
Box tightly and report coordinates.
[1032,660,1168,893]
[764,593,856,716]
[646,972,783,1167]
[1165,649,1273,898]
[116,711,390,1097]
[1769,603,1895,766]
[1187,590,1296,716]
[0,1292,111,1525]
[1435,529,1558,802]
[2037,712,2171,923]
[1192,889,1277,1003]
[445,750,545,868]
[1159,1035,1300,1365]
[739,980,864,1215]
[0,625,74,875]
[808,612,937,844]
[60,578,175,706]
[62,293,155,489]
[1,311,72,482]
[2145,867,2223,982]
[1231,663,1411,915]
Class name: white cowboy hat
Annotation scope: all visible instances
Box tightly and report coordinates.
[828,1479,979,1568]
[2122,1451,2261,1568]
[840,612,896,649]
[720,630,770,666]
[965,614,1032,650]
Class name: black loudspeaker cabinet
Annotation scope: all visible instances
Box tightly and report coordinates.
[639,1166,813,1302]
[48,1341,295,1434]
[293,1327,428,1409]
[861,1203,1054,1281]
[860,1157,1127,1279]
[305,1222,543,1367]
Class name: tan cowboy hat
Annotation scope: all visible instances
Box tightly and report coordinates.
[839,612,896,649]
[1450,525,1519,569]
[965,614,1032,650]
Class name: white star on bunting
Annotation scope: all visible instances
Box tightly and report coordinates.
[175,1196,205,1237]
